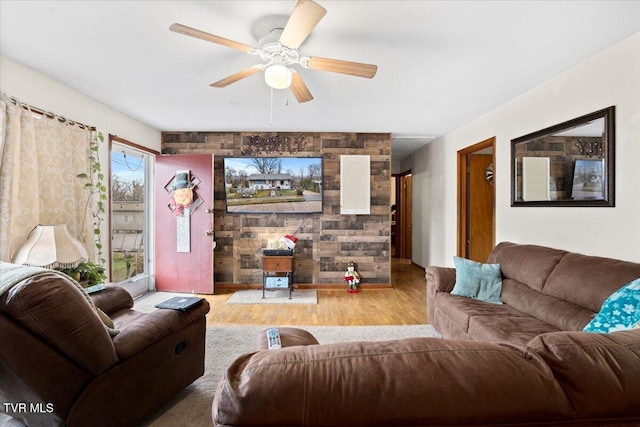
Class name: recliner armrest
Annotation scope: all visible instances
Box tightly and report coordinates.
[253,327,319,351]
[425,266,456,293]
[90,285,134,315]
[111,300,210,360]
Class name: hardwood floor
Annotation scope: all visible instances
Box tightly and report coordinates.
[202,259,427,327]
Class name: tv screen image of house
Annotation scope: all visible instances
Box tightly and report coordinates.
[223,157,323,213]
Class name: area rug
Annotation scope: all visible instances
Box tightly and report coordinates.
[0,324,439,427]
[225,288,317,305]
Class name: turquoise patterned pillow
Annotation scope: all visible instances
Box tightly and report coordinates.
[451,256,503,304]
[584,278,640,333]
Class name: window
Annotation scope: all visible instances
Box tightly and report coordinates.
[110,136,155,297]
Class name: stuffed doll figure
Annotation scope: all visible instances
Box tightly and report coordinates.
[344,261,361,293]
[170,171,194,216]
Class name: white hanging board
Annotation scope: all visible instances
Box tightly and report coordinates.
[522,157,550,201]
[340,155,370,214]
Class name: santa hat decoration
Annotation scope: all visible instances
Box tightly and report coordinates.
[280,234,298,250]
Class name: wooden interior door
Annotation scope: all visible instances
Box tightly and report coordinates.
[457,137,495,261]
[401,173,412,259]
[395,172,412,259]
[155,154,215,294]
[468,155,494,262]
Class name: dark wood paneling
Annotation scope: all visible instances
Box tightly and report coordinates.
[161,131,391,286]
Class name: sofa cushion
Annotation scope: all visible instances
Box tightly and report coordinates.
[543,252,640,312]
[501,279,595,331]
[527,329,640,419]
[584,278,640,333]
[431,305,472,341]
[451,256,503,304]
[488,242,566,292]
[468,314,560,347]
[435,292,529,332]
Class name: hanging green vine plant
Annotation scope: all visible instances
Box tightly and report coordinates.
[78,131,107,265]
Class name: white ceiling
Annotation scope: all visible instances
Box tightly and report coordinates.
[1,1,639,159]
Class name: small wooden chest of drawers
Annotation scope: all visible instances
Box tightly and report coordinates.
[262,256,293,272]
[262,255,293,298]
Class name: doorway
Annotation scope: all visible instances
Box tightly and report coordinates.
[392,171,412,259]
[155,154,215,294]
[110,135,157,299]
[457,137,495,262]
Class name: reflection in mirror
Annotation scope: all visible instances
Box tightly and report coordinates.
[511,106,615,207]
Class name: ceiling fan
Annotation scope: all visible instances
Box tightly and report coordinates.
[169,0,377,103]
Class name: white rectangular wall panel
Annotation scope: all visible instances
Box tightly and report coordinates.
[522,157,550,201]
[340,155,370,214]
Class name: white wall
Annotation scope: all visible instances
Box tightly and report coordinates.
[412,32,640,267]
[0,56,160,150]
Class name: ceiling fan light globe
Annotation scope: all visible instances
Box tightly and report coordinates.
[264,64,293,89]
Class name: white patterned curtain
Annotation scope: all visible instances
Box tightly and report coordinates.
[0,95,94,263]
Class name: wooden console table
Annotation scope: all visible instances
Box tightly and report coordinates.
[262,255,293,299]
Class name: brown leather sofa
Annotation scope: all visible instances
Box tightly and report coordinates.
[426,241,640,346]
[212,242,640,426]
[0,268,210,427]
[212,327,640,426]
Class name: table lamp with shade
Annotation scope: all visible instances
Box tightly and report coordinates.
[13,224,88,268]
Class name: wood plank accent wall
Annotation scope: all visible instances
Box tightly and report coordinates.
[161,132,392,287]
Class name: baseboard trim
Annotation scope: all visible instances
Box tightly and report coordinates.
[215,282,392,290]
[411,261,426,271]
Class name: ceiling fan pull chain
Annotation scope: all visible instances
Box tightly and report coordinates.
[270,87,274,126]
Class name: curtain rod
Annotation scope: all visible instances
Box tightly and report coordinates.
[2,92,96,131]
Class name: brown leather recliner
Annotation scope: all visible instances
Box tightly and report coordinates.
[0,270,210,427]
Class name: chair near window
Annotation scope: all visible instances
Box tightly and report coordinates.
[0,262,209,427]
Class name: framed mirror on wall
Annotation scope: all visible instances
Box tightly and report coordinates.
[511,106,615,207]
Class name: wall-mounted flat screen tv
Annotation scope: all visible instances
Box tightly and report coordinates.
[223,157,323,214]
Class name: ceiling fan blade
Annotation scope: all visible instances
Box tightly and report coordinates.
[170,23,254,53]
[290,72,313,103]
[306,56,377,79]
[279,0,327,49]
[210,66,263,88]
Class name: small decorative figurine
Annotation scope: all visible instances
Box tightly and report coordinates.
[170,171,194,217]
[344,261,360,293]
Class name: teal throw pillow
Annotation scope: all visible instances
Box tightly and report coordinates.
[583,278,640,333]
[451,256,503,304]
